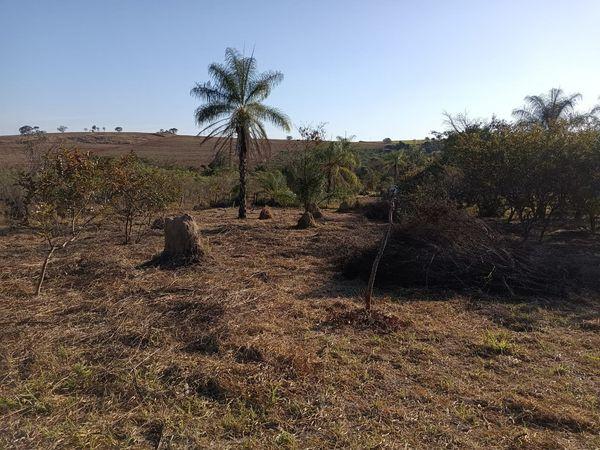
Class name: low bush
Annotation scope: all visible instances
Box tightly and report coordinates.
[105,153,180,244]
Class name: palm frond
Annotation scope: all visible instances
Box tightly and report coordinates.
[207,62,240,101]
[190,82,230,103]
[513,88,582,128]
[246,71,284,102]
[193,103,234,127]
[247,103,291,132]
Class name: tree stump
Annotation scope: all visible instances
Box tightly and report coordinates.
[297,211,317,229]
[160,214,205,264]
[259,207,273,220]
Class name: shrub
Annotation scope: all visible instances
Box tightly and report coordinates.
[442,121,600,237]
[21,148,106,294]
[288,149,325,212]
[105,153,179,243]
[286,125,327,212]
[199,169,238,208]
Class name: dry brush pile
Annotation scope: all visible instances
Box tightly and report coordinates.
[344,197,569,297]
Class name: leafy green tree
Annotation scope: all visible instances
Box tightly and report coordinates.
[190,48,291,218]
[19,125,34,135]
[443,119,600,238]
[589,99,600,128]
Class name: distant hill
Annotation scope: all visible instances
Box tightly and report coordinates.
[0,132,393,169]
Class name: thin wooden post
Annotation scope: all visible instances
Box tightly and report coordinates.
[364,191,396,311]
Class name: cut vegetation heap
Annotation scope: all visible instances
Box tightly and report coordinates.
[344,200,566,296]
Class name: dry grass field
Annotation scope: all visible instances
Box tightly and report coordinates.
[1,207,598,449]
[0,133,384,169]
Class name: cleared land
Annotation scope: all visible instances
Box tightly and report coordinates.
[0,133,386,169]
[0,207,598,448]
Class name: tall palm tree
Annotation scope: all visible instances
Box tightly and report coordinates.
[191,48,291,218]
[512,88,581,128]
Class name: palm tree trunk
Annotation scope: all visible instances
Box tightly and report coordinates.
[237,127,248,219]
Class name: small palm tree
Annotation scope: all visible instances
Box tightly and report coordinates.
[255,169,295,206]
[191,48,291,218]
[319,137,360,199]
[382,150,407,183]
[512,88,581,128]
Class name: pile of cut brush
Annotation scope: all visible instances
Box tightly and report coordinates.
[344,202,568,296]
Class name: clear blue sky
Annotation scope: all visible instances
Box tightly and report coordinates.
[1,0,599,139]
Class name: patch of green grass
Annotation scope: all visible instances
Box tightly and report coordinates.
[274,430,298,449]
[582,353,600,366]
[0,396,20,412]
[2,390,52,415]
[550,363,570,376]
[59,363,94,392]
[221,402,260,437]
[482,331,515,355]
[454,402,479,426]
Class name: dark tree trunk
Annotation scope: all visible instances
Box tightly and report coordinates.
[237,127,248,219]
